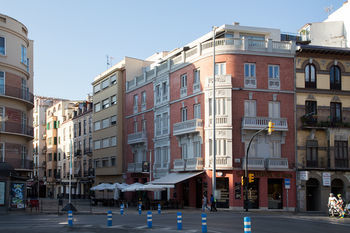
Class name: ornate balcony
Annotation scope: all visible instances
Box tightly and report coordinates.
[242,117,288,131]
[173,159,185,171]
[127,131,147,145]
[127,162,143,173]
[266,158,289,170]
[173,119,203,136]
[242,157,265,170]
[185,157,204,171]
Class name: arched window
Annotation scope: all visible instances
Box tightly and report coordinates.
[330,65,341,90]
[305,64,316,88]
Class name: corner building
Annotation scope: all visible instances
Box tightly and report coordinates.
[125,24,296,210]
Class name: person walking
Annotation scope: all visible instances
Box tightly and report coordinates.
[336,194,345,218]
[202,194,210,211]
[328,193,337,217]
[210,194,217,212]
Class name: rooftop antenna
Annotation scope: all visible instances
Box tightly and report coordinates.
[106,55,115,69]
[324,4,334,16]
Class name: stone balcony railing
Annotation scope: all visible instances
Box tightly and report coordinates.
[173,159,185,171]
[173,119,203,136]
[127,131,147,145]
[242,157,265,170]
[266,158,289,170]
[242,117,288,131]
[242,157,289,170]
[185,157,204,171]
[127,162,143,173]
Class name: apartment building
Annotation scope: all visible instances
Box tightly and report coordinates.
[125,23,296,210]
[92,57,151,188]
[295,44,350,212]
[0,13,34,211]
[32,96,63,198]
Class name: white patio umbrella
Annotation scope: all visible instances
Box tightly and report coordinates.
[90,183,114,191]
[113,183,129,190]
[121,182,144,192]
[139,184,174,191]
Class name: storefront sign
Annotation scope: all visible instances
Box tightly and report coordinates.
[0,182,5,206]
[10,183,25,209]
[237,171,292,178]
[284,178,290,189]
[322,172,331,186]
[299,171,309,181]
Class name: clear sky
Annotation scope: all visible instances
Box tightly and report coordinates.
[1,0,345,100]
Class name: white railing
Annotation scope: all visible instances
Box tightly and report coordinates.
[185,47,197,58]
[209,116,228,125]
[242,117,288,131]
[247,39,267,49]
[146,69,155,80]
[127,131,147,145]
[173,159,185,171]
[242,157,265,170]
[268,78,280,90]
[272,41,291,50]
[158,62,168,73]
[193,83,200,92]
[127,163,136,173]
[136,75,144,84]
[180,87,187,97]
[141,103,146,111]
[266,158,288,170]
[244,77,256,88]
[207,74,232,87]
[185,157,204,171]
[171,55,183,65]
[133,105,138,114]
[135,162,143,172]
[173,119,203,136]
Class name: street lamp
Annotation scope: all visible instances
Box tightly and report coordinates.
[212,26,218,199]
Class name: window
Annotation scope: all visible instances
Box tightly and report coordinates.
[162,82,167,97]
[244,100,256,117]
[102,138,109,148]
[94,121,101,131]
[305,101,317,124]
[95,159,101,168]
[181,144,188,159]
[78,122,81,136]
[102,158,109,167]
[133,120,138,133]
[111,137,117,146]
[194,104,201,119]
[111,95,117,105]
[94,140,101,150]
[193,141,201,157]
[305,64,316,88]
[101,78,109,89]
[209,98,212,116]
[110,75,117,85]
[330,65,341,90]
[48,153,52,161]
[155,84,160,103]
[141,91,146,110]
[209,139,213,156]
[330,102,342,124]
[89,117,92,133]
[193,69,200,92]
[162,147,168,164]
[181,107,187,121]
[216,98,226,115]
[215,63,226,75]
[155,115,161,136]
[83,119,86,135]
[162,112,168,134]
[21,45,27,65]
[268,101,280,118]
[94,102,101,112]
[180,74,187,97]
[334,141,348,168]
[102,98,109,109]
[102,118,109,129]
[133,95,138,113]
[142,119,146,132]
[306,140,318,167]
[111,115,117,125]
[268,65,280,89]
[0,142,5,162]
[0,37,5,55]
[111,157,116,166]
[244,63,256,88]
[0,71,4,95]
[93,84,101,94]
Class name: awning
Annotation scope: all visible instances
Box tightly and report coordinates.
[151,171,204,185]
[139,184,174,191]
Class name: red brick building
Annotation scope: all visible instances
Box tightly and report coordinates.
[124,24,296,210]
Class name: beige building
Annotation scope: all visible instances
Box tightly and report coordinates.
[0,13,34,210]
[296,44,350,212]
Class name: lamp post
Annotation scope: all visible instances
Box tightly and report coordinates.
[212,26,218,198]
[62,139,76,211]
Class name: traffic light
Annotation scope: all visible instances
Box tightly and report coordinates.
[241,176,245,186]
[268,121,275,135]
[248,173,255,183]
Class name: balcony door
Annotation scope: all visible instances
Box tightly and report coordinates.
[269,101,280,118]
[244,100,256,117]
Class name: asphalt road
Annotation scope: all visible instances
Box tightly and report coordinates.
[1,211,350,233]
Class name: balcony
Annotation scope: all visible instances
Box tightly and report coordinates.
[74,150,82,157]
[209,116,229,126]
[173,159,185,171]
[0,85,34,105]
[5,158,33,170]
[173,119,203,136]
[242,157,265,170]
[84,147,92,156]
[127,131,147,145]
[185,157,204,171]
[242,117,288,131]
[266,158,289,170]
[180,87,187,97]
[0,122,34,138]
[127,162,143,173]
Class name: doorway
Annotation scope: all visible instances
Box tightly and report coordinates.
[268,179,283,209]
[195,178,203,208]
[216,177,229,208]
[306,178,320,211]
[331,179,344,197]
[182,182,189,206]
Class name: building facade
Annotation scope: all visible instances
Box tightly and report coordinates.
[0,13,34,211]
[296,44,350,212]
[125,23,297,210]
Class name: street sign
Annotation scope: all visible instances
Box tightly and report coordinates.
[322,172,331,186]
[284,178,290,189]
[299,171,309,181]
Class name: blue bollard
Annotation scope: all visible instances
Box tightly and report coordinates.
[107,210,112,226]
[147,211,152,228]
[138,204,142,215]
[201,213,207,233]
[120,203,124,215]
[244,217,251,233]
[177,212,182,230]
[158,204,161,214]
[68,210,73,227]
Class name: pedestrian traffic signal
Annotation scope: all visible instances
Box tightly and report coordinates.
[248,173,254,183]
[268,121,275,135]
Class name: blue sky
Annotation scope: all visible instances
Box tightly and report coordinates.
[1,0,344,100]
